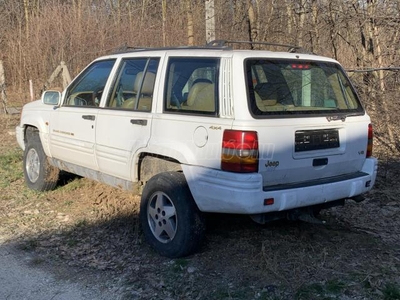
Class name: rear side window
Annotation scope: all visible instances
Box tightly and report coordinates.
[164,57,219,115]
[246,59,363,117]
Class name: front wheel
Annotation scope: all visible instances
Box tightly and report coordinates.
[23,132,59,191]
[139,172,205,258]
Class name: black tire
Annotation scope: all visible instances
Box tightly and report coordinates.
[23,131,59,191]
[139,172,205,258]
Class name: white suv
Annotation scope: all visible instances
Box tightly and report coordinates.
[16,41,378,258]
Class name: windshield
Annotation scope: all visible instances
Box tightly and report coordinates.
[246,59,364,117]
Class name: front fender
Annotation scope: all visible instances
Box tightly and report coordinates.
[18,100,55,157]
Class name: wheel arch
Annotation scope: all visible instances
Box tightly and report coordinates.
[136,153,182,187]
[24,125,39,144]
[22,121,52,157]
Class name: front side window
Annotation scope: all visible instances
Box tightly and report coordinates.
[164,57,219,115]
[64,60,115,107]
[246,59,364,117]
[106,58,159,111]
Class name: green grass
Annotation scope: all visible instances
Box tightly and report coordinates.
[75,219,89,228]
[383,282,400,300]
[67,238,79,247]
[0,149,23,187]
[296,280,347,300]
[211,286,283,300]
[296,283,325,300]
[171,258,189,273]
[325,279,347,294]
[57,177,84,192]
[64,200,73,207]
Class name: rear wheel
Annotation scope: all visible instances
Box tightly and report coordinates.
[139,172,205,258]
[23,131,59,191]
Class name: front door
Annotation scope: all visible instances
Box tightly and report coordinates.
[49,59,116,170]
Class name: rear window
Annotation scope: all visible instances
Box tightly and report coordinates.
[246,59,364,117]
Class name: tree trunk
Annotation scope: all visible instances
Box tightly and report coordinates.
[368,0,385,92]
[0,60,8,114]
[233,0,247,42]
[247,0,258,45]
[286,0,293,37]
[23,0,29,39]
[73,0,82,24]
[186,0,194,46]
[328,1,338,59]
[297,0,306,47]
[162,0,167,46]
[205,0,215,43]
[311,0,319,53]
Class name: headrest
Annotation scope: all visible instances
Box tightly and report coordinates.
[187,82,214,106]
[134,72,156,95]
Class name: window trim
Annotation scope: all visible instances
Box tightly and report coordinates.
[163,57,220,117]
[63,59,116,108]
[244,58,365,119]
[104,57,160,112]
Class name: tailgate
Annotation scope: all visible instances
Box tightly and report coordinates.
[257,116,370,188]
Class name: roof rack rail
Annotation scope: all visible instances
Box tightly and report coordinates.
[112,43,231,54]
[206,40,311,53]
[112,45,146,54]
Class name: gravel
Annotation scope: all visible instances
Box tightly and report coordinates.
[0,242,115,300]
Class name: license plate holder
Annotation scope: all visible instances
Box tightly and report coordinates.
[295,129,340,152]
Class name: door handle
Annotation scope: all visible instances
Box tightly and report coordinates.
[82,115,95,121]
[130,119,147,126]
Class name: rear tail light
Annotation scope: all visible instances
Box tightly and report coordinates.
[366,124,373,158]
[221,130,258,173]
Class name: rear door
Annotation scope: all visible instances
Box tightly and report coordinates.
[95,57,160,181]
[245,59,369,187]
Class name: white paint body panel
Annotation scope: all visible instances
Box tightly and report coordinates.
[49,106,99,170]
[16,48,378,215]
[95,109,152,180]
[183,158,377,214]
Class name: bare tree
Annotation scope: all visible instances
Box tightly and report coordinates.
[247,0,258,44]
[23,0,30,38]
[162,0,167,46]
[0,0,398,102]
[186,0,194,46]
[205,0,215,43]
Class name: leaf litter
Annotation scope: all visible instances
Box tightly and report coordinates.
[1,113,400,299]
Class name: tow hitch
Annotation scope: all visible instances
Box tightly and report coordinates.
[250,199,346,225]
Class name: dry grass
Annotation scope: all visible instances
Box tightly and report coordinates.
[1,98,400,299]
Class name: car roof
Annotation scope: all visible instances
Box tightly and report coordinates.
[97,48,338,65]
[95,40,339,64]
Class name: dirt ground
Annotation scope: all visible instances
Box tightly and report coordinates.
[1,111,400,300]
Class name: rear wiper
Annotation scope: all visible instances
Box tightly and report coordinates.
[326,115,346,122]
[326,112,363,122]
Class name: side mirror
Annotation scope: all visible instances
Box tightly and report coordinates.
[41,90,61,106]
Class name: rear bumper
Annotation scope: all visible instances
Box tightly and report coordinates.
[183,157,378,214]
